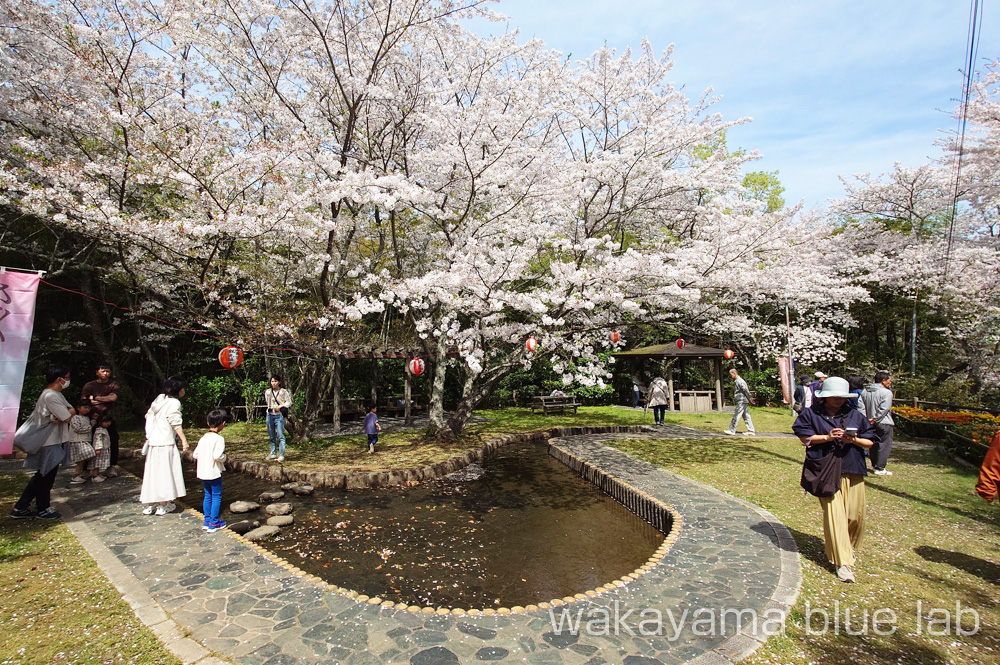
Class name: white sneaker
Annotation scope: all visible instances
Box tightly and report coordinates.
[873,469,893,476]
[266,453,277,460]
[142,505,155,515]
[723,429,736,436]
[276,456,284,463]
[836,565,856,583]
[744,431,756,436]
[155,502,176,516]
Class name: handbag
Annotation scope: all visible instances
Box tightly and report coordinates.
[800,440,843,497]
[13,402,55,455]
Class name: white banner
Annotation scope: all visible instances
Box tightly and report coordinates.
[0,270,42,455]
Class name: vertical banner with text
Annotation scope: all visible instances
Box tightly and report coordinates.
[0,271,41,455]
[777,357,792,405]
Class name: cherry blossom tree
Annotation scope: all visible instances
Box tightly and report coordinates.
[1,0,869,439]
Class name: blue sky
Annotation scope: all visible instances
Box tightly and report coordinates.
[469,1,999,210]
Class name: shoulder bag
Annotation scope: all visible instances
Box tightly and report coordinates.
[13,401,55,455]
[800,440,843,497]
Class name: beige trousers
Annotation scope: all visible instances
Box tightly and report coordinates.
[818,473,866,567]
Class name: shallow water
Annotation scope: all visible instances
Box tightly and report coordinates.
[130,440,664,608]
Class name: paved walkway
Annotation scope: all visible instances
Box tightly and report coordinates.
[26,430,800,665]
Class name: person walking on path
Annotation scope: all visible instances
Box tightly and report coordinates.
[264,376,292,462]
[193,409,228,532]
[860,371,895,476]
[631,372,646,409]
[80,363,121,477]
[10,366,75,520]
[140,377,188,515]
[364,404,382,454]
[724,368,755,436]
[792,376,878,583]
[976,430,1000,503]
[793,376,812,413]
[645,376,669,425]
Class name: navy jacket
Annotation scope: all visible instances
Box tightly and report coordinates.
[792,401,880,477]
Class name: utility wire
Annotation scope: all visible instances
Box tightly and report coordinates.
[944,0,984,278]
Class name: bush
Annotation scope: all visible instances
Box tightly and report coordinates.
[183,375,235,426]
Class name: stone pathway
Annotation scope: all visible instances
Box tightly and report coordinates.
[24,430,800,665]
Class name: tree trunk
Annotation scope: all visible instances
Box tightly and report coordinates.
[404,361,413,426]
[332,355,342,434]
[370,357,379,405]
[426,335,448,435]
[295,357,335,442]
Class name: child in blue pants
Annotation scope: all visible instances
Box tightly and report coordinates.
[193,409,228,532]
[364,404,382,454]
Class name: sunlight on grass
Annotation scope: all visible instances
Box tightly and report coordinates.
[609,435,1000,665]
[0,474,182,665]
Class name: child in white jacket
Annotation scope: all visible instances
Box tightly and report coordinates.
[193,409,228,532]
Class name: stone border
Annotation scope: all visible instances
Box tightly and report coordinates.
[170,426,683,617]
[123,425,655,489]
[74,428,801,665]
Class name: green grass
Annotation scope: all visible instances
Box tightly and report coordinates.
[0,474,183,665]
[607,434,1000,665]
[120,405,794,472]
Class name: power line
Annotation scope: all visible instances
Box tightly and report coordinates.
[944,0,984,278]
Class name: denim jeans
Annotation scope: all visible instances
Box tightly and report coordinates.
[202,477,223,524]
[266,413,286,456]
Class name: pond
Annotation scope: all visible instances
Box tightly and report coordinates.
[128,440,665,608]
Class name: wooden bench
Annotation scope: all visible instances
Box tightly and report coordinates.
[531,395,580,414]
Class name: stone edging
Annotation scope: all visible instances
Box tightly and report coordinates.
[123,425,656,489]
[170,426,684,617]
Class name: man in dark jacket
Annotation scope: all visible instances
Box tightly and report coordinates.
[860,371,894,476]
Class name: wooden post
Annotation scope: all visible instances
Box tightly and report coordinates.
[404,358,413,426]
[714,357,724,412]
[332,355,342,433]
[667,373,675,412]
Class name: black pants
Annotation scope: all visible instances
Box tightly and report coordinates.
[108,418,120,467]
[16,466,60,512]
[653,405,667,424]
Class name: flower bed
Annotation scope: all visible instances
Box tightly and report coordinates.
[893,406,994,464]
[892,406,1000,444]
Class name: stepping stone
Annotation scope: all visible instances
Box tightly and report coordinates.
[265,502,294,516]
[230,500,261,513]
[228,520,260,535]
[266,515,294,527]
[259,490,285,502]
[244,525,281,541]
[281,482,314,495]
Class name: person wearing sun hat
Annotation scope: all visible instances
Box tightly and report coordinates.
[792,376,879,583]
[808,371,827,398]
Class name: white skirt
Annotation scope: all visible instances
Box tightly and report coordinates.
[139,445,186,504]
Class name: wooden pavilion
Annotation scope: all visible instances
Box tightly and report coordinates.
[614,343,729,412]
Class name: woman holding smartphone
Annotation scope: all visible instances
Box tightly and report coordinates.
[791,376,878,583]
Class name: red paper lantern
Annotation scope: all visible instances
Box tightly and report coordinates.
[526,337,538,352]
[724,349,735,360]
[608,331,620,344]
[676,338,685,349]
[409,358,425,376]
[219,346,243,370]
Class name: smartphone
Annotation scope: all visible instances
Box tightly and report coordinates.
[845,427,858,436]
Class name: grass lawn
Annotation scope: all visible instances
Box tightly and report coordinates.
[609,434,1000,665]
[0,474,182,665]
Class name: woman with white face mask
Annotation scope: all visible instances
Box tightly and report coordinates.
[10,366,75,520]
